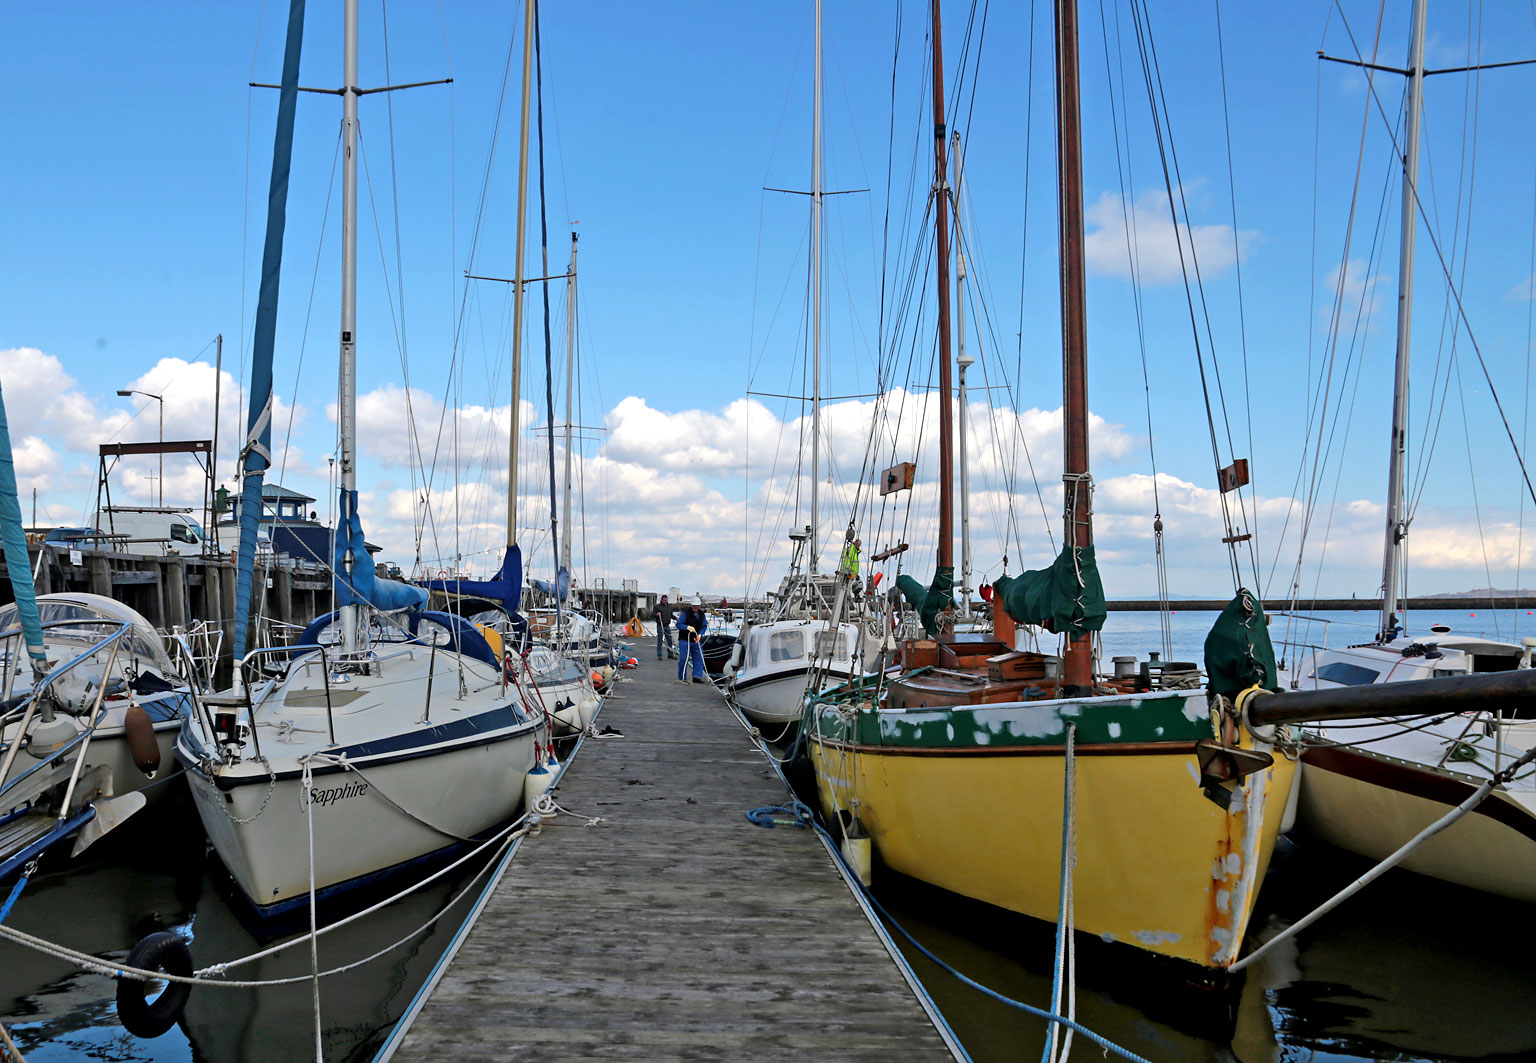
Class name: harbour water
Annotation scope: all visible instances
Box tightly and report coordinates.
[2,607,1531,1061]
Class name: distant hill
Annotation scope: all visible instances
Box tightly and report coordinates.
[1422,588,1536,599]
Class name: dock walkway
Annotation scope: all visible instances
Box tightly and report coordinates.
[385,656,959,1061]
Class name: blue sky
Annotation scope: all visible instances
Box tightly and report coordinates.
[3,1,1536,603]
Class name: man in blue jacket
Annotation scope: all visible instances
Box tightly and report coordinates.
[676,602,708,684]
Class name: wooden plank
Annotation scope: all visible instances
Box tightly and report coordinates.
[391,661,958,1061]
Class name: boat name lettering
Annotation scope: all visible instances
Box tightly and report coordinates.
[308,780,370,808]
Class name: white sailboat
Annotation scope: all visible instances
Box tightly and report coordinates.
[728,0,861,730]
[1280,0,1536,901]
[176,0,548,915]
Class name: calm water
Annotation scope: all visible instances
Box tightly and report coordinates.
[0,797,496,1063]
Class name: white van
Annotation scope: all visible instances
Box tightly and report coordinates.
[91,506,208,556]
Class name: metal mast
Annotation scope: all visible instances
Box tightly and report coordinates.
[930,0,956,577]
[952,130,974,619]
[1055,0,1094,687]
[507,0,536,551]
[562,232,578,579]
[1379,0,1427,641]
[339,0,361,655]
[809,0,824,578]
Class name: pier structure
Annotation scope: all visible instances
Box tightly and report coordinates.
[377,659,961,1061]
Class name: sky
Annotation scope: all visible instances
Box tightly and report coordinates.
[3,1,1536,605]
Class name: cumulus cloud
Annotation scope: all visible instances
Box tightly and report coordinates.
[1084,185,1258,284]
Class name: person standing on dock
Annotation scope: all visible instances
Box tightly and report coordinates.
[676,602,708,684]
[655,595,677,660]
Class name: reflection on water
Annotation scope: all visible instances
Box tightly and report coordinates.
[880,838,1536,1063]
[0,797,493,1063]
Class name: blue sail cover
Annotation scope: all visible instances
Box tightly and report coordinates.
[0,376,47,678]
[530,566,569,602]
[233,0,306,661]
[333,489,427,613]
[421,545,523,613]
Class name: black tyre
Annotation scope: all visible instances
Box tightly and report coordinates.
[116,931,193,1038]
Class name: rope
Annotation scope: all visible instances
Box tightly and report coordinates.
[0,1020,22,1063]
[1043,724,1077,1063]
[745,803,814,829]
[1230,742,1536,974]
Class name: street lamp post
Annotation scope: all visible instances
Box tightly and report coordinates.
[116,388,165,505]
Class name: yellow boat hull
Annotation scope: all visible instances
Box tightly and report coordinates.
[810,729,1297,970]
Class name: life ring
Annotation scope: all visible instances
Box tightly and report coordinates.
[116,931,194,1038]
[624,617,643,637]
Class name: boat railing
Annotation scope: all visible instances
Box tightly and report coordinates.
[0,622,133,811]
[238,644,336,750]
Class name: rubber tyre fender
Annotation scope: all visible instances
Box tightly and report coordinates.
[116,931,193,1038]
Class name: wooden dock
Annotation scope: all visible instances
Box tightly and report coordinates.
[379,657,962,1061]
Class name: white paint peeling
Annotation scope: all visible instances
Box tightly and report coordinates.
[1210,926,1233,947]
[1187,761,1202,784]
[1099,932,1117,943]
[1133,929,1182,946]
[1215,889,1231,914]
[946,723,955,741]
[1211,859,1225,880]
[1107,722,1122,738]
[1225,852,1243,877]
[1181,696,1207,722]
[1155,726,1164,737]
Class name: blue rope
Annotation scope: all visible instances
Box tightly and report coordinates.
[751,792,1158,1063]
[0,870,30,925]
[744,804,813,829]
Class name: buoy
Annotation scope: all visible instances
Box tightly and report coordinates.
[524,761,555,808]
[116,932,193,1038]
[841,820,873,887]
[624,617,643,637]
[123,703,161,777]
[621,656,638,669]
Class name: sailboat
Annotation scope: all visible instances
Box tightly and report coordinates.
[175,0,548,916]
[1278,0,1536,901]
[801,0,1301,976]
[0,379,187,877]
[728,0,864,731]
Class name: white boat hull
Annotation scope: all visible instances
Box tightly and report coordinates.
[182,719,536,911]
[1299,741,1536,902]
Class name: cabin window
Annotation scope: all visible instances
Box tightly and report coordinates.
[769,630,805,663]
[1314,662,1380,687]
[1432,667,1466,679]
[815,630,849,661]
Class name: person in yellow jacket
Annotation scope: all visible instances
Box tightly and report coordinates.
[838,538,861,579]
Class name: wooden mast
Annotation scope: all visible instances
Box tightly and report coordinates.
[929,0,956,578]
[1055,0,1094,686]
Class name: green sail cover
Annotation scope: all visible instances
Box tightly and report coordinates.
[895,566,956,637]
[1203,589,1280,700]
[993,544,1107,636]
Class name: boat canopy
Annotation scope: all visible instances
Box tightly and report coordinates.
[896,566,956,638]
[1203,589,1280,700]
[993,545,1106,638]
[0,592,172,673]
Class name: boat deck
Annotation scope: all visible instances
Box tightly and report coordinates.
[380,655,959,1061]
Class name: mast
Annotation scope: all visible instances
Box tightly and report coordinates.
[930,0,956,577]
[1055,0,1094,687]
[562,232,577,579]
[1379,0,1427,641]
[952,130,973,620]
[809,0,824,579]
[339,0,361,655]
[507,0,536,552]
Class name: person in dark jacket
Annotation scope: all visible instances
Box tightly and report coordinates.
[676,603,708,684]
[655,595,677,660]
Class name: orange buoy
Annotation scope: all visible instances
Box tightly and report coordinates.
[123,703,161,777]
